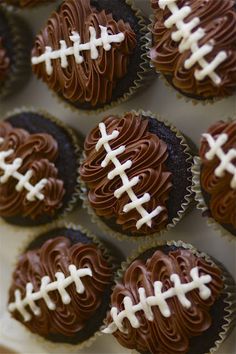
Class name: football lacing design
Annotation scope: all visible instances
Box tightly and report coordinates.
[96,123,164,230]
[31,26,125,75]
[103,267,212,334]
[158,0,227,85]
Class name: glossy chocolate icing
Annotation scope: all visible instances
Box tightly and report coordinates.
[0,122,65,220]
[150,0,236,99]
[107,248,223,354]
[80,112,173,235]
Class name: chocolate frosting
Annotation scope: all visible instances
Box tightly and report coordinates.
[0,122,65,220]
[0,37,10,81]
[32,0,136,107]
[200,120,236,229]
[80,113,172,235]
[150,0,236,99]
[107,248,223,354]
[8,236,113,337]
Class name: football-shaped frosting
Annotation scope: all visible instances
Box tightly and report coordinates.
[31,0,137,107]
[150,0,236,99]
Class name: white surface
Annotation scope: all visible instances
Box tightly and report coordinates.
[0,1,235,353]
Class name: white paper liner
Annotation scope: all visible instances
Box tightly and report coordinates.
[0,107,83,231]
[192,156,236,242]
[80,109,194,242]
[6,220,118,353]
[106,239,236,354]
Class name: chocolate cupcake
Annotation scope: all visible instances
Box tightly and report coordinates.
[103,240,236,354]
[192,119,236,240]
[80,111,193,239]
[0,6,31,99]
[31,0,150,112]
[0,109,82,227]
[150,0,236,102]
[8,225,116,348]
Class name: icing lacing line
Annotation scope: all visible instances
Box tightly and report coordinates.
[8,265,92,322]
[0,138,47,202]
[158,0,227,84]
[31,26,125,75]
[203,133,236,189]
[96,123,164,230]
[103,267,212,334]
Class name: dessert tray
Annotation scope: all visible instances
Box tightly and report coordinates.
[0,1,235,353]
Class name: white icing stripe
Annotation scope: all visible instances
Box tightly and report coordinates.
[8,265,92,322]
[96,123,164,230]
[158,0,227,85]
[31,26,125,75]
[203,133,236,189]
[0,141,48,202]
[103,267,212,334]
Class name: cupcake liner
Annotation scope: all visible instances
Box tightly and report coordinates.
[0,106,83,230]
[192,156,236,242]
[80,109,194,242]
[45,0,155,114]
[148,15,225,106]
[0,7,31,99]
[107,239,236,354]
[6,219,119,353]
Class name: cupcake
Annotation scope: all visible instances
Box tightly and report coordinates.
[31,0,150,112]
[150,0,236,102]
[0,109,82,227]
[193,119,236,239]
[8,226,116,348]
[103,240,236,354]
[80,111,193,239]
[0,6,31,99]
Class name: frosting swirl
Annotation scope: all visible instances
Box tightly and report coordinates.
[107,248,223,354]
[0,37,10,81]
[150,0,236,99]
[32,0,136,107]
[199,120,236,231]
[8,236,113,337]
[80,113,172,235]
[0,122,65,220]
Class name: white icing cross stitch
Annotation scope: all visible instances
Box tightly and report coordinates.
[31,26,125,75]
[103,267,212,334]
[0,138,48,202]
[8,265,93,322]
[158,0,227,85]
[96,122,164,230]
[203,133,236,189]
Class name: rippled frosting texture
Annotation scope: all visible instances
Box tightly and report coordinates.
[200,120,236,229]
[0,37,10,81]
[80,113,172,235]
[150,0,236,99]
[8,236,113,337]
[108,248,223,354]
[0,122,65,219]
[32,0,136,107]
